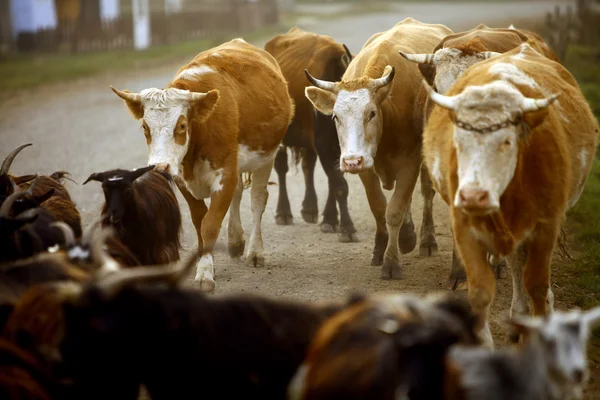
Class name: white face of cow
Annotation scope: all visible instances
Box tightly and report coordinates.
[110,86,220,178]
[304,66,395,173]
[423,80,558,215]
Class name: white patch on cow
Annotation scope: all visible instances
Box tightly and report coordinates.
[489,62,539,89]
[580,149,589,171]
[511,44,529,60]
[334,88,377,171]
[569,148,591,209]
[212,52,222,58]
[108,176,123,182]
[555,100,571,123]
[184,159,224,200]
[238,144,275,173]
[176,65,216,80]
[431,156,442,187]
[140,88,192,177]
[433,48,478,94]
[233,38,247,43]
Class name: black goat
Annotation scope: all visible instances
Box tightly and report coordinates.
[83,165,181,265]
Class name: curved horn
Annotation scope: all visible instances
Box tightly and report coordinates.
[90,225,121,275]
[1,143,32,176]
[422,80,460,111]
[399,52,435,65]
[478,51,502,60]
[0,190,28,217]
[94,247,203,299]
[83,172,105,185]
[50,221,76,248]
[371,66,395,89]
[521,93,560,113]
[109,86,141,102]
[82,217,103,247]
[343,44,353,59]
[189,91,209,102]
[304,69,337,92]
[129,165,156,182]
[26,175,39,196]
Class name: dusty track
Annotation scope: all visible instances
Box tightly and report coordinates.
[3,0,600,397]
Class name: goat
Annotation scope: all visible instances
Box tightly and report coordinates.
[0,180,66,264]
[444,308,600,400]
[52,250,346,400]
[287,292,481,400]
[83,165,182,265]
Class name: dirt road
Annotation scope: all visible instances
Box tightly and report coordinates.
[4,0,599,396]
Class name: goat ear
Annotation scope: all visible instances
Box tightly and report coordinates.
[583,307,600,328]
[129,165,155,182]
[83,173,105,185]
[12,174,36,185]
[35,188,55,204]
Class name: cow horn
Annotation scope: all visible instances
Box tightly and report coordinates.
[343,44,353,59]
[521,93,560,113]
[50,221,76,248]
[479,51,502,60]
[399,52,435,65]
[372,65,395,89]
[422,79,460,111]
[129,165,155,182]
[109,86,141,102]
[1,143,32,176]
[304,70,337,92]
[95,247,203,299]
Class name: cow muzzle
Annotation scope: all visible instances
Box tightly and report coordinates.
[154,163,171,174]
[455,185,498,215]
[341,155,365,173]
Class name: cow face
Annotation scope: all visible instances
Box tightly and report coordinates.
[304,66,395,173]
[110,87,220,177]
[424,81,558,215]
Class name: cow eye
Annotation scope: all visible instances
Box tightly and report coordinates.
[179,123,186,131]
[369,110,376,121]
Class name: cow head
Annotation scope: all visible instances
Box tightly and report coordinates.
[400,48,501,94]
[110,86,220,177]
[423,80,558,215]
[304,66,395,173]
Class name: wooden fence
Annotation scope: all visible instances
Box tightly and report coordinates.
[3,0,279,55]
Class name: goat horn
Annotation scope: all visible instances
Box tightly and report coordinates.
[478,51,502,60]
[25,175,39,196]
[95,248,203,299]
[399,52,435,65]
[304,69,337,92]
[82,217,103,247]
[521,93,560,113]
[371,65,395,89]
[1,143,32,176]
[422,79,460,111]
[129,165,156,182]
[50,221,75,248]
[90,225,121,276]
[0,189,29,217]
[109,86,141,102]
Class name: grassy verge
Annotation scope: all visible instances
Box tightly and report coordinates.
[0,23,290,93]
[561,44,600,309]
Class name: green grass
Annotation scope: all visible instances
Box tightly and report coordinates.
[562,44,600,309]
[0,23,290,93]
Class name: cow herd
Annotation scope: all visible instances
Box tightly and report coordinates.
[1,16,600,400]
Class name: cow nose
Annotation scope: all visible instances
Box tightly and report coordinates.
[573,369,585,384]
[155,163,170,173]
[342,156,364,172]
[458,187,490,209]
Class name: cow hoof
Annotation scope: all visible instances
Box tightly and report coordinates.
[419,235,438,257]
[371,251,384,266]
[192,277,215,293]
[338,231,359,243]
[275,214,293,225]
[247,253,265,268]
[301,210,319,224]
[320,223,338,233]
[446,275,468,291]
[381,260,403,280]
[228,240,245,258]
[398,221,417,254]
[492,259,508,280]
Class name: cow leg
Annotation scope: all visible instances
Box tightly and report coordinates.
[453,210,496,349]
[246,160,273,268]
[227,175,245,258]
[419,164,438,257]
[359,169,388,266]
[274,146,293,225]
[194,173,238,292]
[321,186,338,233]
[507,243,530,344]
[448,241,506,291]
[381,158,421,279]
[398,197,417,254]
[301,147,319,224]
[524,221,560,317]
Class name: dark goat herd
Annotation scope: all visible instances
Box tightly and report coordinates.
[2,22,600,400]
[0,143,599,400]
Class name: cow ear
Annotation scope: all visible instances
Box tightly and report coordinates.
[191,89,220,123]
[123,95,144,120]
[419,63,436,87]
[522,108,549,131]
[305,87,336,115]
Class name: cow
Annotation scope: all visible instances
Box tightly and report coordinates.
[304,18,453,279]
[421,43,599,347]
[400,25,560,290]
[109,38,294,292]
[264,27,359,242]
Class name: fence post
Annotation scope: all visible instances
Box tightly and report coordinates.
[132,0,151,50]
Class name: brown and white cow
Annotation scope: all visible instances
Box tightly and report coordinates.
[422,43,599,347]
[110,38,294,292]
[264,27,359,242]
[304,18,453,279]
[400,24,560,290]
